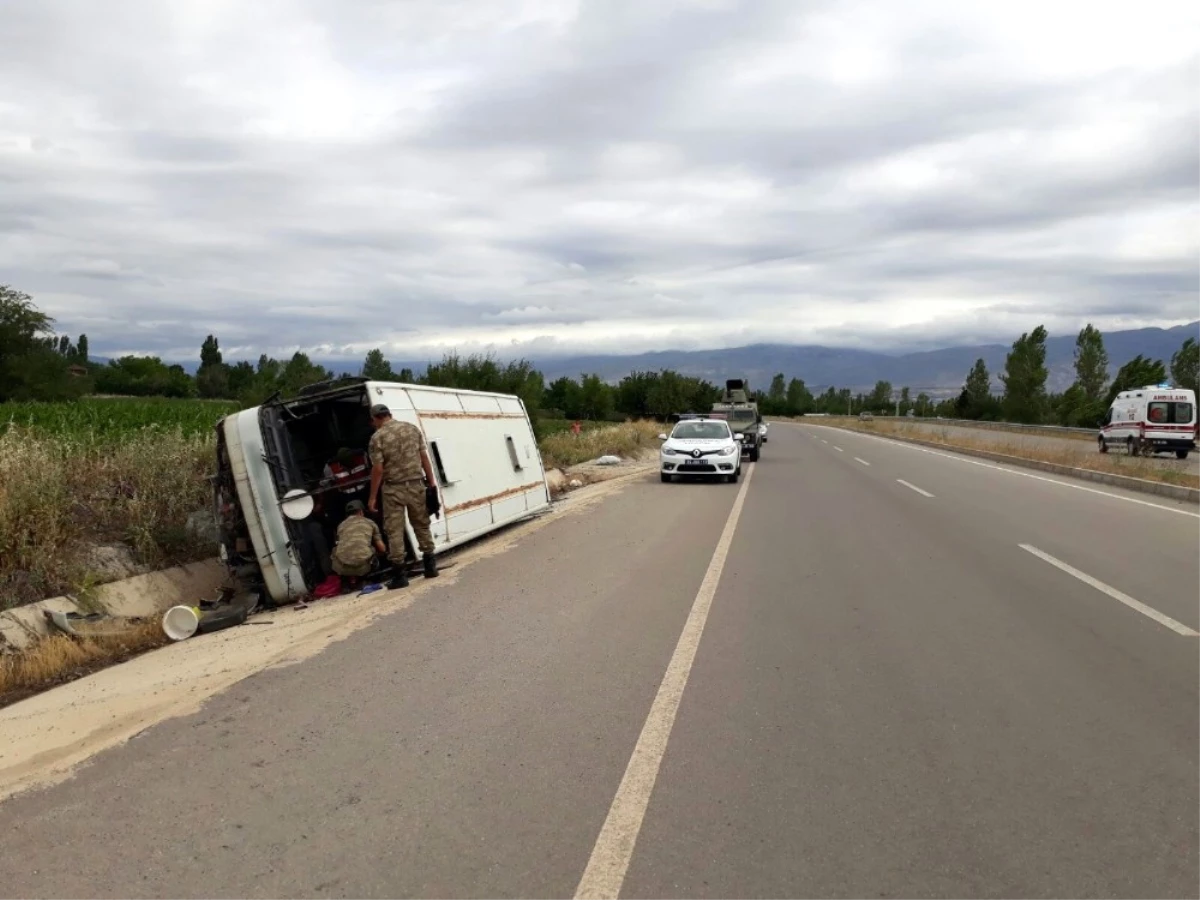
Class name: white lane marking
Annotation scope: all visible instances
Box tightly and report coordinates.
[855,457,870,466]
[575,461,755,899]
[803,426,1200,520]
[1019,544,1199,637]
[821,439,828,444]
[897,479,934,498]
[833,446,844,452]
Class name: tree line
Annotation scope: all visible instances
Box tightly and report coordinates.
[2,285,1197,427]
[749,324,1198,427]
[0,286,725,419]
[943,324,1198,427]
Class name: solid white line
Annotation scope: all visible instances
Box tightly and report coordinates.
[804,426,1199,519]
[833,446,844,452]
[1019,544,1199,636]
[854,457,870,466]
[575,463,755,899]
[897,479,934,498]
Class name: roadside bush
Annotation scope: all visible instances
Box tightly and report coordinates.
[0,426,216,610]
[539,421,662,469]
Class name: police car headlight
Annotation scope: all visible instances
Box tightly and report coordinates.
[719,445,737,456]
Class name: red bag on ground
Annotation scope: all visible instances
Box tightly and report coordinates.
[312,574,342,599]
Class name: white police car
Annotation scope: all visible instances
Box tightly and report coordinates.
[658,417,743,483]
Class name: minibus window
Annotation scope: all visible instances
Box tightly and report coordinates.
[505,435,523,471]
[430,441,449,485]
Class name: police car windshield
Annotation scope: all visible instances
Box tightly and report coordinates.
[672,422,729,440]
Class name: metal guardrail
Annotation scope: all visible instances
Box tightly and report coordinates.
[809,415,1096,439]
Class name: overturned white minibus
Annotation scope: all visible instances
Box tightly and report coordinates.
[213,378,551,605]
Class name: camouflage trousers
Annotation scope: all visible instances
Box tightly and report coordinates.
[330,547,374,577]
[382,480,434,562]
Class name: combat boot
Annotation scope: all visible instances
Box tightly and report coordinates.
[423,555,439,579]
[388,567,409,590]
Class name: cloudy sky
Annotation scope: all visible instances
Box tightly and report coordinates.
[2,0,1197,365]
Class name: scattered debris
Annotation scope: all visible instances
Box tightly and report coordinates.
[596,455,622,466]
[161,589,259,641]
[162,606,200,641]
[569,479,584,488]
[43,610,143,640]
[195,601,251,634]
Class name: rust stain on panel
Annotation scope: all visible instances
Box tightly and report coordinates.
[420,411,526,421]
[447,480,546,514]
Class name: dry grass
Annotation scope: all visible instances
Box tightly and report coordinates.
[938,420,1096,443]
[0,619,168,708]
[821,419,1200,489]
[0,426,216,610]
[539,420,664,469]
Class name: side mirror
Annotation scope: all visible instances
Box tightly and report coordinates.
[735,433,745,441]
[657,433,668,441]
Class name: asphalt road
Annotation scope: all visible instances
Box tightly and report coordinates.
[873,418,1200,476]
[1,424,1197,898]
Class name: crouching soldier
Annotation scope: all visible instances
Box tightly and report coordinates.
[330,499,387,592]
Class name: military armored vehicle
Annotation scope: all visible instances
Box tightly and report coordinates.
[711,378,763,462]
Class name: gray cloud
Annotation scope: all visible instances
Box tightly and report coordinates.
[0,0,1196,367]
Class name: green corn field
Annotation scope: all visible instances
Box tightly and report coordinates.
[0,397,239,443]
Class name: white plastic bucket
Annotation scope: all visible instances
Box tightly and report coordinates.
[162,605,201,641]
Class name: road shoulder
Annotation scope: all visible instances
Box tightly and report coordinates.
[0,471,646,803]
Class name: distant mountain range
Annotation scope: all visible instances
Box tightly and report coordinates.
[527,321,1200,395]
[158,321,1198,396]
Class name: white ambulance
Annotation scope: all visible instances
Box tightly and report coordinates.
[1099,384,1197,460]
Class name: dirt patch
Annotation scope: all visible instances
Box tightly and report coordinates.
[542,450,658,498]
[563,449,658,486]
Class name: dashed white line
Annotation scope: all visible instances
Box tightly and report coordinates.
[833,446,844,452]
[821,439,828,444]
[801,425,1199,519]
[897,479,934,498]
[1019,544,1198,636]
[574,459,756,899]
[854,457,870,466]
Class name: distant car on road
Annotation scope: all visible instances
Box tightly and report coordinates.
[859,411,874,421]
[658,418,743,483]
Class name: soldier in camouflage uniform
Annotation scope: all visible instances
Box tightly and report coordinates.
[367,403,440,588]
[330,499,387,590]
